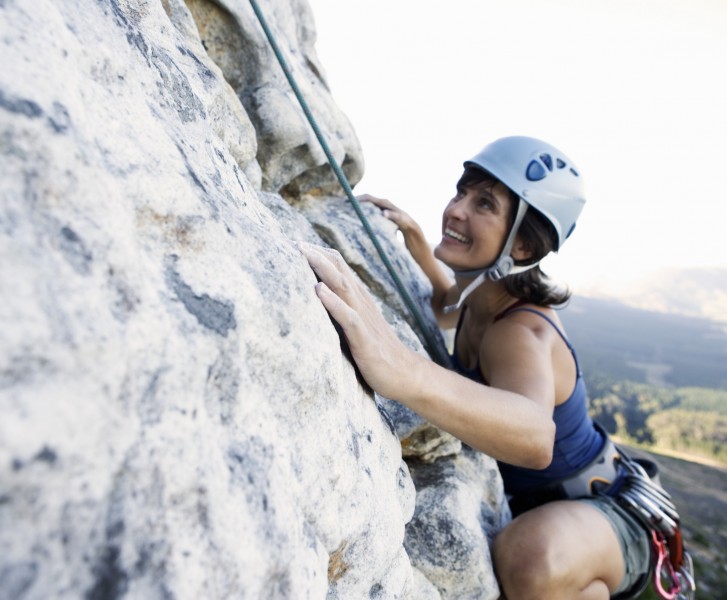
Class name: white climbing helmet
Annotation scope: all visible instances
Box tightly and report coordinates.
[465,135,586,251]
[444,136,586,313]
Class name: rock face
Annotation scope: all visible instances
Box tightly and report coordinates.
[0,1,509,599]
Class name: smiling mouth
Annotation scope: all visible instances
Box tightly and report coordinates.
[444,228,472,244]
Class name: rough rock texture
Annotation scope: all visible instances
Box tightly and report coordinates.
[0,0,509,598]
[405,449,510,599]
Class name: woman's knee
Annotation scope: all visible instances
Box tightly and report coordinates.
[493,515,565,597]
[493,501,625,599]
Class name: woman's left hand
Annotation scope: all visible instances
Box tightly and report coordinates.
[299,242,420,400]
[358,194,419,235]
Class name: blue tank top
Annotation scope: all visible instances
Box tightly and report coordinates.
[451,305,604,495]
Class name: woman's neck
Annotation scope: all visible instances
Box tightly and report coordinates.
[455,276,520,325]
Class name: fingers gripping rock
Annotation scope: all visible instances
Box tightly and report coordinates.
[300,242,418,401]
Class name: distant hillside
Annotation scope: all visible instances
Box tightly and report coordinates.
[578,267,727,324]
[559,295,727,390]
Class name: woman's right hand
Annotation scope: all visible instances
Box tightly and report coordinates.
[358,194,419,235]
[298,242,421,401]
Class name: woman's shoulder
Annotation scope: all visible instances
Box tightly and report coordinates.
[493,301,555,324]
[484,303,564,348]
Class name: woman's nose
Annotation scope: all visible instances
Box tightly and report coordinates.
[445,196,468,220]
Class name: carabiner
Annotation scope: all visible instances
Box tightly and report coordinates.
[675,552,696,600]
[651,530,681,600]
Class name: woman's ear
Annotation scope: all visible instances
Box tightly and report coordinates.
[511,236,533,262]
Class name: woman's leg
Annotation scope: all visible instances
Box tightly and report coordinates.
[493,500,625,600]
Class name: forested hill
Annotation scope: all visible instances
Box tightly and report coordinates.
[559,295,727,390]
[559,295,727,464]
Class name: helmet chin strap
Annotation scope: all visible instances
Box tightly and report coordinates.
[444,199,538,314]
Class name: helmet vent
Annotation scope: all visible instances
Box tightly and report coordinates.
[556,158,566,169]
[570,167,579,177]
[540,153,553,171]
[526,160,547,181]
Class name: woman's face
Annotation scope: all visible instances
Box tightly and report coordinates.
[433,177,514,272]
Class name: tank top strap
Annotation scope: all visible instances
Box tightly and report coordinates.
[499,306,582,376]
[492,299,528,322]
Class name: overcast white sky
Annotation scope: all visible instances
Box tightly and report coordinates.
[306,0,727,292]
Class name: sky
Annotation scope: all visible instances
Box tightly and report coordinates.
[306,0,727,293]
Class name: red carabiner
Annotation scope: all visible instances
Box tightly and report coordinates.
[651,530,681,599]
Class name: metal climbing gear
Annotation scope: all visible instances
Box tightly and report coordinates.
[651,530,696,600]
[608,452,696,599]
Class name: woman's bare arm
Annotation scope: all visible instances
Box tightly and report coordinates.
[300,243,556,467]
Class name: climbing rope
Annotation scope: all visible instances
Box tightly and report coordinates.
[248,0,450,367]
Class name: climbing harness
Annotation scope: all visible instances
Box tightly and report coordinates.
[509,428,696,600]
[248,0,450,367]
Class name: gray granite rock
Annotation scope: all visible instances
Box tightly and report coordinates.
[184,0,364,195]
[0,0,509,598]
[405,448,511,600]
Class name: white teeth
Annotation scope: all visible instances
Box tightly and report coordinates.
[445,228,471,244]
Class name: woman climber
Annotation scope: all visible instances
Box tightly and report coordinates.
[300,136,690,599]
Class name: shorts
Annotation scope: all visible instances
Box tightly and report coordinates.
[578,495,651,598]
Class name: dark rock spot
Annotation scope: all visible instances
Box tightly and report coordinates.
[0,89,43,118]
[107,0,149,60]
[175,143,207,193]
[48,101,72,133]
[85,545,128,600]
[350,433,360,459]
[375,401,396,436]
[176,45,215,81]
[106,518,125,540]
[137,367,170,425]
[34,446,58,465]
[108,268,140,322]
[226,438,274,519]
[153,48,205,123]
[197,487,210,530]
[165,258,236,336]
[58,226,92,275]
